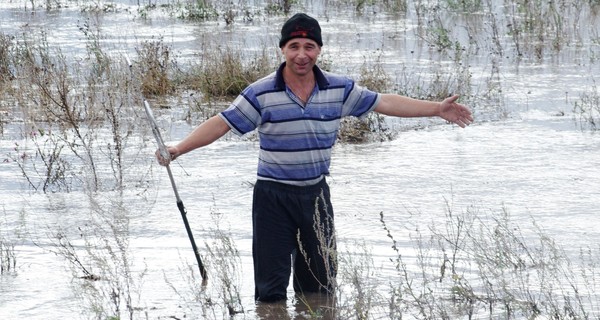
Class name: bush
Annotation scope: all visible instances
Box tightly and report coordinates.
[0,33,14,83]
[136,38,174,97]
[190,45,278,100]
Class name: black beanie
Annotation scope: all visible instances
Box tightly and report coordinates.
[279,13,323,48]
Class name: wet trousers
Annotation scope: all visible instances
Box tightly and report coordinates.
[252,178,337,302]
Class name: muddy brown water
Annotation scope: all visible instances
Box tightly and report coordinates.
[1,1,600,319]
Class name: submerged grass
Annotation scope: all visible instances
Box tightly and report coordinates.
[0,217,16,274]
[379,206,600,319]
[574,80,600,130]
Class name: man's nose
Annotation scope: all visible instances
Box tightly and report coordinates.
[297,48,307,58]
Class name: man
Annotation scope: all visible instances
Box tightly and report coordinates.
[156,13,473,303]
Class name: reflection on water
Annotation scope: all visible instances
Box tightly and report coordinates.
[1,0,600,319]
[255,293,337,320]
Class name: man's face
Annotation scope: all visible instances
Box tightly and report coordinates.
[281,38,321,77]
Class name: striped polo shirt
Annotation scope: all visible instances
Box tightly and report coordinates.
[219,63,381,186]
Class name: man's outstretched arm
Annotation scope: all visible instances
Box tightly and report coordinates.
[374,94,473,128]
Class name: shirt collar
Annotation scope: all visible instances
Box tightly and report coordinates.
[275,62,329,91]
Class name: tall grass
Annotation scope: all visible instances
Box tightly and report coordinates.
[163,204,247,318]
[136,38,174,97]
[574,81,600,130]
[0,33,13,84]
[261,199,600,319]
[180,44,278,100]
[6,21,152,192]
[378,204,600,319]
[45,192,149,320]
[0,227,16,274]
[0,241,16,274]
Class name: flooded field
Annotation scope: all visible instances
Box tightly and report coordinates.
[1,0,600,319]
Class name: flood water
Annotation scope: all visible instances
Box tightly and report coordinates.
[1,0,600,319]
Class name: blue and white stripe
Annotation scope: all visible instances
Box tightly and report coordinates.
[219,63,380,185]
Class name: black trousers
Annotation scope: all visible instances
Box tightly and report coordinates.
[252,178,337,302]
